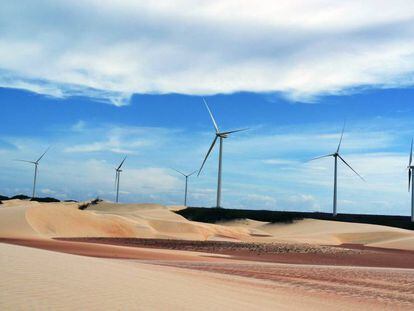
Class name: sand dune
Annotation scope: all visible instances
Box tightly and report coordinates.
[0,200,252,241]
[1,243,406,311]
[0,204,41,238]
[368,236,414,251]
[221,218,414,250]
[1,200,414,251]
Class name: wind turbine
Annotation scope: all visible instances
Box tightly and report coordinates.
[310,124,364,216]
[198,98,248,208]
[407,139,414,222]
[15,147,50,199]
[173,169,198,206]
[114,156,127,203]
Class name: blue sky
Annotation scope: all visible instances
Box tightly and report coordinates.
[1,87,414,215]
[1,1,414,215]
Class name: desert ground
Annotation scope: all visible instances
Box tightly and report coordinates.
[1,199,414,310]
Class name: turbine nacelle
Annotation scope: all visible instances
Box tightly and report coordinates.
[217,133,228,138]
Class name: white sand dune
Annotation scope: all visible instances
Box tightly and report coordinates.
[0,204,41,238]
[0,200,251,241]
[0,243,391,311]
[221,218,414,250]
[1,200,414,250]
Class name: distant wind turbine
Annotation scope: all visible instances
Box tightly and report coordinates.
[115,156,127,203]
[310,123,364,216]
[198,98,248,208]
[15,147,50,199]
[172,169,198,206]
[407,139,414,222]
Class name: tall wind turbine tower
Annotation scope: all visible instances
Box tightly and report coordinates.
[407,139,414,222]
[310,124,364,216]
[173,169,198,206]
[115,156,127,203]
[15,147,50,199]
[198,98,248,208]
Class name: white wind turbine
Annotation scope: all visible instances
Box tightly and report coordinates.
[310,124,365,216]
[198,98,248,208]
[172,169,198,206]
[114,156,127,203]
[15,147,50,199]
[407,139,414,222]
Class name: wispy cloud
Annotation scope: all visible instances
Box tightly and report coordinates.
[63,124,171,154]
[1,1,414,103]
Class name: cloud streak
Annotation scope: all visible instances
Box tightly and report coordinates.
[1,1,414,103]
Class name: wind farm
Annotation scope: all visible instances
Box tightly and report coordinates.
[2,1,414,311]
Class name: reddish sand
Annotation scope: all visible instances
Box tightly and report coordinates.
[162,261,414,309]
[0,238,226,262]
[1,239,413,310]
[55,237,414,269]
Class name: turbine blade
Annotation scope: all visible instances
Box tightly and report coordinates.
[336,121,346,153]
[219,128,249,135]
[36,146,51,163]
[115,170,119,189]
[308,154,333,162]
[409,170,412,192]
[198,136,218,176]
[117,156,127,170]
[203,98,219,133]
[409,138,413,166]
[14,159,36,164]
[338,154,365,181]
[188,170,198,177]
[172,168,186,176]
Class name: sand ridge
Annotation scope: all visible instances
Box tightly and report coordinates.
[221,218,414,250]
[1,200,414,251]
[0,200,252,241]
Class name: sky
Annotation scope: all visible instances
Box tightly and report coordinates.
[1,1,414,215]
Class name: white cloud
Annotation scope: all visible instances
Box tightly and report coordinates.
[1,1,414,103]
[226,128,396,158]
[63,125,165,154]
[40,188,55,195]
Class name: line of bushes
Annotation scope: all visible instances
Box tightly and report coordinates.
[175,207,414,230]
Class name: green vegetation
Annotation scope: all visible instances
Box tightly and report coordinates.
[176,207,414,230]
